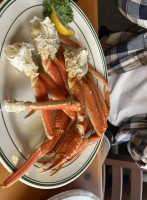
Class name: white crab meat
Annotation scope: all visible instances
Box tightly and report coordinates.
[30,16,60,60]
[64,48,88,88]
[3,100,30,113]
[5,43,38,78]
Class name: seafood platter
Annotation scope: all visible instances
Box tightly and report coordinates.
[0,0,109,189]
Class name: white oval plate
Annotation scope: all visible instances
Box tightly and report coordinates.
[0,0,107,189]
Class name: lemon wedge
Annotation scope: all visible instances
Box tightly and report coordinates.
[50,5,75,36]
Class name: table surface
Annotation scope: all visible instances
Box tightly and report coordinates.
[0,0,102,199]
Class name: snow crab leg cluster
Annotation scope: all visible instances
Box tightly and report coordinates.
[0,16,110,189]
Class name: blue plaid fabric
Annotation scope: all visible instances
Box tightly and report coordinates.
[100,29,147,76]
[115,114,147,143]
[115,114,147,168]
[115,0,147,29]
[128,129,147,168]
[100,27,147,169]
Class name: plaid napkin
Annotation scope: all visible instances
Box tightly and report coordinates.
[100,27,147,169]
[100,29,147,76]
[128,128,147,169]
[115,114,147,169]
[115,0,147,29]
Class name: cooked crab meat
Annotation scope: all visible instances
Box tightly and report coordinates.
[30,16,60,60]
[5,43,38,78]
[64,47,88,88]
[3,100,30,113]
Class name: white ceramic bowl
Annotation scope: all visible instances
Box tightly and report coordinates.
[48,189,100,200]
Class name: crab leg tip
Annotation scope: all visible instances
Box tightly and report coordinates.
[39,170,46,174]
[40,165,52,174]
[39,163,50,171]
[50,171,56,176]
[50,164,64,176]
[24,110,36,119]
[50,170,58,176]
[45,155,66,172]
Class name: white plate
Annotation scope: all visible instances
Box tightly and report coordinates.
[0,0,107,189]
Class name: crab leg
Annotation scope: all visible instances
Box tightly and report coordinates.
[31,76,54,140]
[88,65,110,111]
[39,72,76,119]
[50,163,64,176]
[30,17,69,90]
[59,34,81,49]
[41,127,82,173]
[0,140,55,189]
[57,45,65,61]
[67,133,102,163]
[4,99,80,113]
[71,80,87,135]
[44,81,86,156]
[24,110,36,119]
[42,58,66,95]
[44,130,67,156]
[30,17,68,92]
[43,132,102,176]
[80,79,104,137]
[51,110,69,149]
[41,112,69,159]
[53,58,68,87]
[5,43,55,140]
[42,48,109,174]
[39,72,65,100]
[55,110,69,134]
[27,99,80,111]
[39,113,70,168]
[44,123,94,172]
[42,49,70,148]
[41,80,86,173]
[86,74,107,131]
[43,48,110,174]
[44,116,76,157]
[87,73,109,118]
